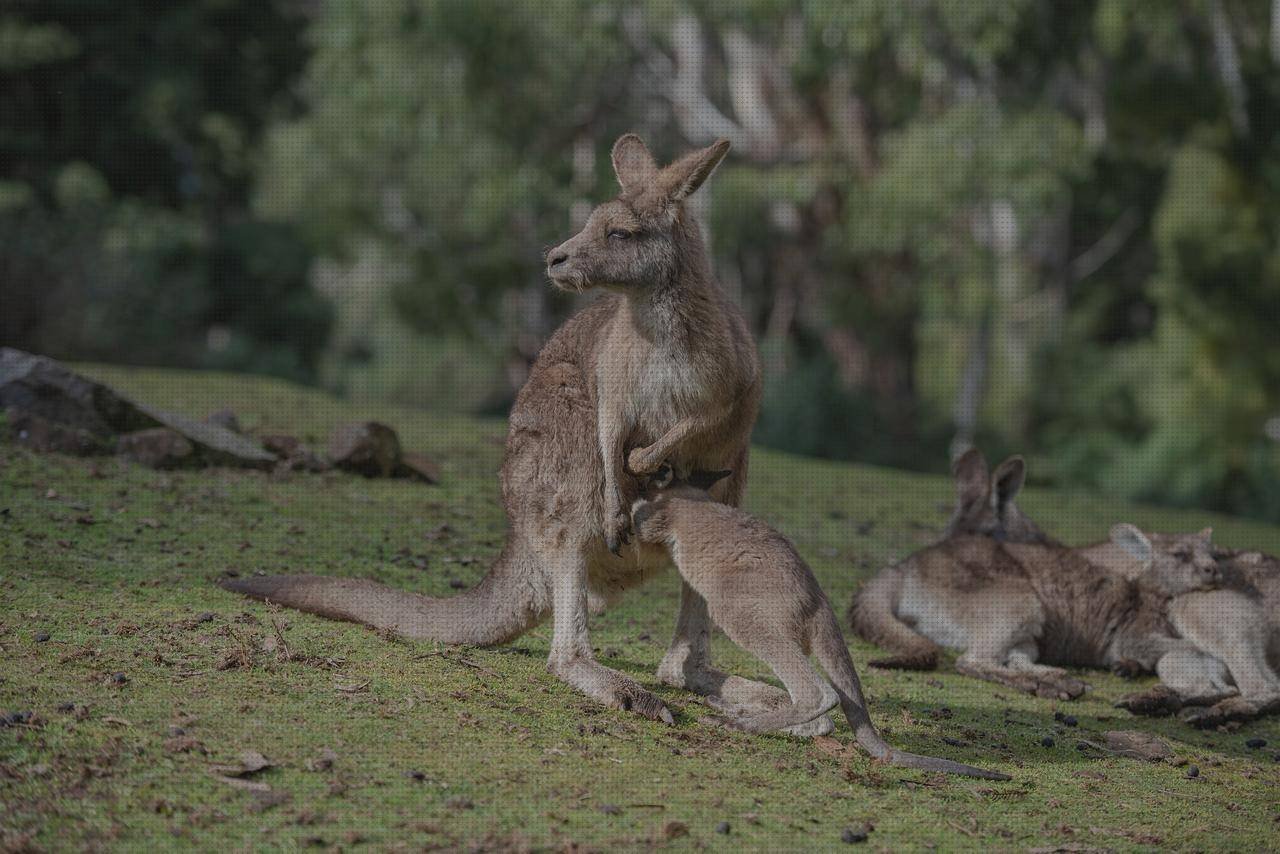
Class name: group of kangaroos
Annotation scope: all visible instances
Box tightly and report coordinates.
[222,135,1280,781]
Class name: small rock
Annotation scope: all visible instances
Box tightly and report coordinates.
[396,451,442,484]
[660,821,688,841]
[448,578,467,590]
[34,631,50,642]
[110,672,128,685]
[328,422,400,478]
[1041,736,1055,748]
[1105,730,1173,762]
[716,821,731,835]
[841,826,869,844]
[1186,765,1199,778]
[445,796,473,811]
[196,612,215,623]
[599,804,621,816]
[56,702,75,713]
[116,428,195,469]
[1245,738,1267,749]
[204,409,241,433]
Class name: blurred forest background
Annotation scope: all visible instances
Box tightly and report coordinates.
[4,0,1280,521]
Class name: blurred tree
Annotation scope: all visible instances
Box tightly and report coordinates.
[0,0,332,382]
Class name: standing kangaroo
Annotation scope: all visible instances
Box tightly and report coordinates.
[924,449,1280,721]
[848,512,1223,700]
[222,135,790,726]
[631,467,1009,780]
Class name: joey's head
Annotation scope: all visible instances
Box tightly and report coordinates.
[545,134,730,294]
[630,464,733,540]
[944,449,1051,544]
[1113,524,1221,597]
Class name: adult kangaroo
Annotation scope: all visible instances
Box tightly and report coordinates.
[924,449,1280,723]
[222,134,789,727]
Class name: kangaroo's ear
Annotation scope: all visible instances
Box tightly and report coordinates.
[1111,523,1153,565]
[686,468,733,491]
[951,448,990,510]
[658,139,731,204]
[1196,527,1213,544]
[990,456,1026,510]
[612,134,658,194]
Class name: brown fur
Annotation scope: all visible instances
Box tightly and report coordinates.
[632,475,1009,780]
[223,135,779,725]
[848,451,1223,700]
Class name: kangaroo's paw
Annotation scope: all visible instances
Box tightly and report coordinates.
[550,659,674,725]
[1110,658,1147,680]
[603,505,631,556]
[1116,685,1183,717]
[781,715,835,737]
[1180,694,1280,729]
[1033,673,1090,701]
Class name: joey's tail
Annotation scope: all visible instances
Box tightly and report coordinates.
[218,541,545,645]
[847,567,942,670]
[813,606,1010,781]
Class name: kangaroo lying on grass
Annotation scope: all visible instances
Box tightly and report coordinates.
[1082,534,1280,724]
[919,449,1280,723]
[849,469,1224,700]
[223,134,802,728]
[631,466,1009,780]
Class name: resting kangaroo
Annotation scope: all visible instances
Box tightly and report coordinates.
[222,134,792,726]
[849,512,1223,700]
[631,467,1009,780]
[946,449,1280,722]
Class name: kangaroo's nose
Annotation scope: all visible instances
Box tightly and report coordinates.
[548,250,569,267]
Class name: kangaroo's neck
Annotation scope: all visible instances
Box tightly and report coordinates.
[624,214,723,349]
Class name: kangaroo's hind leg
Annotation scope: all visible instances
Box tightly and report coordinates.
[710,641,839,735]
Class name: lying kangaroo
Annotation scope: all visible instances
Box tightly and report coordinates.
[1083,534,1280,722]
[223,135,793,727]
[849,519,1223,700]
[946,449,1280,722]
[631,467,1009,780]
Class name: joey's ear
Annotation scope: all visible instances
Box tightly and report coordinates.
[1111,523,1153,565]
[990,456,1026,510]
[951,448,990,510]
[612,133,658,193]
[1195,527,1214,544]
[658,139,731,204]
[686,469,733,491]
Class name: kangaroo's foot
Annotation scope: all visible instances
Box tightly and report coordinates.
[1116,684,1184,717]
[868,653,939,671]
[700,694,835,737]
[549,656,674,724]
[955,658,1089,701]
[1180,694,1280,729]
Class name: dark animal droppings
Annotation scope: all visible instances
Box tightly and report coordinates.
[1244,738,1266,749]
[1040,736,1055,748]
[841,827,869,844]
[716,822,731,835]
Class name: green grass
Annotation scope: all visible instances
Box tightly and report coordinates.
[2,365,1278,851]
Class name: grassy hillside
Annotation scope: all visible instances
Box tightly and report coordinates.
[2,365,1278,851]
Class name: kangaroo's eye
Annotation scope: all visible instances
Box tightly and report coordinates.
[608,229,632,241]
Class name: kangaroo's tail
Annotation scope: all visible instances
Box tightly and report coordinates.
[813,605,1010,781]
[847,566,942,670]
[218,540,545,645]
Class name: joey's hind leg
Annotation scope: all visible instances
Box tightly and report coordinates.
[656,582,835,735]
[956,644,1089,701]
[545,547,673,724]
[710,645,839,735]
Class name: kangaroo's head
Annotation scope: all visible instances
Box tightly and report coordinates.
[545,134,730,294]
[944,448,1052,544]
[1113,524,1221,596]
